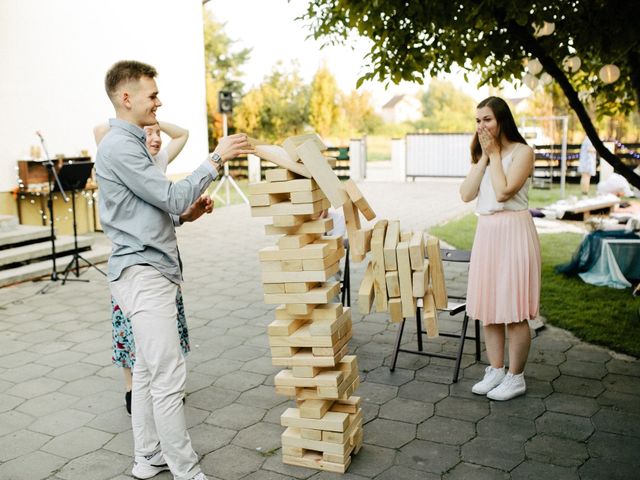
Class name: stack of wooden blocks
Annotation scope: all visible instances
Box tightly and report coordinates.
[249,134,377,473]
[358,221,449,336]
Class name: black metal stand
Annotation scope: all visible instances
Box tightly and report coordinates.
[341,243,351,307]
[60,190,106,283]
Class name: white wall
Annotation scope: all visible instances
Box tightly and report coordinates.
[0,0,208,192]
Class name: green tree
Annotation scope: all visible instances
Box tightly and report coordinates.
[234,62,310,142]
[418,80,476,132]
[302,0,640,188]
[203,10,250,147]
[309,64,341,138]
[341,89,382,136]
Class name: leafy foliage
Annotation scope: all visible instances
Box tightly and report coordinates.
[309,63,342,138]
[416,80,476,133]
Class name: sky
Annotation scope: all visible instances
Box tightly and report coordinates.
[205,0,528,110]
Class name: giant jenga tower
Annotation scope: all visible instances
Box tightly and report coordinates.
[248,134,370,473]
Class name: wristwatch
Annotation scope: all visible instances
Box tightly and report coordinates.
[209,152,223,172]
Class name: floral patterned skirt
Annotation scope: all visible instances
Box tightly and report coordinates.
[111,287,190,368]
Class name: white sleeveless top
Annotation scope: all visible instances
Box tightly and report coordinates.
[476,144,530,215]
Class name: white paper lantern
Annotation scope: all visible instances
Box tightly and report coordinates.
[562,56,581,73]
[534,22,555,37]
[523,73,539,90]
[540,72,553,85]
[527,58,543,75]
[599,64,620,84]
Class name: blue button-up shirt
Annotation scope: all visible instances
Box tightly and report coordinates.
[96,118,217,284]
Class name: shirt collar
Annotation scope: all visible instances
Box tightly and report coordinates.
[108,118,146,143]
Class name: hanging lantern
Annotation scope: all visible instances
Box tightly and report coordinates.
[562,56,581,73]
[534,21,555,37]
[523,73,539,90]
[540,72,553,85]
[599,64,620,84]
[527,58,543,75]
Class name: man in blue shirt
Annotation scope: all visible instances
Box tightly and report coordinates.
[96,60,253,480]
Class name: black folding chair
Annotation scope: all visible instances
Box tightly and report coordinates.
[389,248,481,383]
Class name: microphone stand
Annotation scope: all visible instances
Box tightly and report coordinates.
[35,132,74,294]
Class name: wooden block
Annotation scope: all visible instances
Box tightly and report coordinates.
[298,399,333,420]
[281,259,304,272]
[423,289,439,337]
[255,144,312,177]
[385,271,400,297]
[268,318,307,336]
[278,233,321,250]
[341,199,361,246]
[291,189,327,204]
[303,248,343,271]
[259,243,329,261]
[322,411,362,443]
[351,228,372,258]
[311,303,344,320]
[272,344,348,368]
[283,449,350,474]
[383,220,400,271]
[265,217,334,236]
[275,369,343,388]
[297,140,349,208]
[426,237,448,309]
[275,385,298,396]
[283,133,328,160]
[285,282,318,293]
[309,307,350,336]
[249,179,316,195]
[269,323,342,348]
[262,262,338,283]
[330,396,360,414]
[388,297,403,323]
[312,328,352,356]
[300,428,323,440]
[397,241,416,318]
[412,261,430,298]
[409,231,425,270]
[343,179,376,221]
[272,215,311,227]
[281,408,349,432]
[271,346,298,357]
[266,168,299,182]
[371,225,388,312]
[251,198,330,217]
[316,235,343,251]
[264,281,340,305]
[400,230,412,242]
[249,192,289,207]
[357,261,374,315]
[286,304,316,315]
[292,365,322,378]
[282,446,304,457]
[263,283,285,294]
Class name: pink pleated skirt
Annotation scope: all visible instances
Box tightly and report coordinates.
[466,210,541,325]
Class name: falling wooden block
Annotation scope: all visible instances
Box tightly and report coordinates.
[409,231,425,270]
[396,241,416,318]
[426,237,448,309]
[283,133,328,160]
[412,261,430,298]
[357,261,374,314]
[343,180,376,221]
[297,140,348,208]
[388,298,403,323]
[255,144,312,178]
[423,289,439,337]
[383,221,400,271]
[351,228,372,258]
[371,222,388,312]
[249,179,317,195]
[265,217,334,236]
[266,168,300,182]
[385,271,400,297]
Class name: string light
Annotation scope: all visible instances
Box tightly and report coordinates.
[599,64,620,84]
[615,140,640,160]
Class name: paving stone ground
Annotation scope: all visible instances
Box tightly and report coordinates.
[1,178,639,480]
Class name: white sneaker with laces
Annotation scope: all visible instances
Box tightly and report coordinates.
[132,449,170,479]
[487,372,526,401]
[189,473,209,480]
[471,366,506,395]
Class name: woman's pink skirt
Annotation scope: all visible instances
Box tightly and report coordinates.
[466,210,541,325]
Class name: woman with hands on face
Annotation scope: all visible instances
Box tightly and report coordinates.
[459,96,541,401]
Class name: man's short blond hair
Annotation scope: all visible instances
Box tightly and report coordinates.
[105,60,157,100]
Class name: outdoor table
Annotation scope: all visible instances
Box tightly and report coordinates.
[579,237,640,288]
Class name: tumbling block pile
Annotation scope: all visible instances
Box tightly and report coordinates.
[249,133,376,473]
[358,222,448,336]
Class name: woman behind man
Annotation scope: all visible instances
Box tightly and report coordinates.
[460,96,541,401]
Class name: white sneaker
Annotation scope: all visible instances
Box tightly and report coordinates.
[487,372,526,401]
[132,449,170,479]
[471,366,506,395]
[189,473,209,480]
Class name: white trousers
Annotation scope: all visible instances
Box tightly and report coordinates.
[110,265,200,480]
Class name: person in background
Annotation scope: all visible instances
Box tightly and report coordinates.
[579,136,597,197]
[94,121,212,417]
[459,96,541,401]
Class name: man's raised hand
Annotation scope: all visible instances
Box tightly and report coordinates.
[214,133,255,163]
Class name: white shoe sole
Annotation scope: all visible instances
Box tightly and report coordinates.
[132,463,170,479]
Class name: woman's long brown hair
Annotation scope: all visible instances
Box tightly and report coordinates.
[470,96,528,163]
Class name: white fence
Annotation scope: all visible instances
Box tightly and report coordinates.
[406,133,473,178]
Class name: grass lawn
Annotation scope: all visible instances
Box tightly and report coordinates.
[430,184,640,358]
